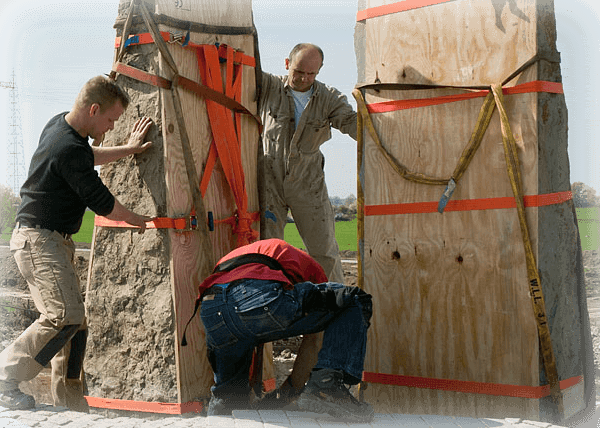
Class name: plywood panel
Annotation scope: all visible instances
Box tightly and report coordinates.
[357,0,537,86]
[359,95,542,414]
[355,0,590,420]
[358,55,544,417]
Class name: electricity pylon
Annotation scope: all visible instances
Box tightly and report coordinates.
[1,71,24,197]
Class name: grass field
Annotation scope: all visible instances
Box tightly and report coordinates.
[0,208,600,251]
[576,207,600,251]
[284,218,357,252]
[0,210,96,245]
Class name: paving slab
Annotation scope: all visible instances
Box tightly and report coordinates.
[256,410,291,426]
[389,414,431,427]
[0,404,592,428]
[451,416,493,428]
[0,419,32,428]
[232,410,263,420]
[206,414,236,428]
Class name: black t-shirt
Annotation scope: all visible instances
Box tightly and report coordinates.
[16,112,115,234]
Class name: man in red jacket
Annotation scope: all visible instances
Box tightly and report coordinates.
[198,238,373,422]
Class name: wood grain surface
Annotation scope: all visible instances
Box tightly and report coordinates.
[353,0,582,418]
[356,0,537,86]
[156,0,264,402]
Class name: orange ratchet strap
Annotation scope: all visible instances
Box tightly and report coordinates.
[366,81,563,114]
[94,215,199,232]
[195,43,259,246]
[115,32,256,67]
[357,0,457,22]
[111,62,262,129]
[85,373,275,414]
[365,191,572,216]
[84,396,202,415]
[103,38,260,244]
[362,372,582,399]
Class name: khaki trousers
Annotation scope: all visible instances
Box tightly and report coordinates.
[0,227,88,410]
[259,180,344,283]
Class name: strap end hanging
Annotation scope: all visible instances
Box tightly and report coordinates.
[437,178,456,213]
[182,29,190,47]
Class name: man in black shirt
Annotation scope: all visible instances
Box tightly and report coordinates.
[0,75,154,410]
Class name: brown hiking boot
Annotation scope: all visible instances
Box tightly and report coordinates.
[297,369,374,422]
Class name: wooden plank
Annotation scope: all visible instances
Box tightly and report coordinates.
[161,41,213,402]
[359,82,543,415]
[356,0,537,86]
[156,0,266,401]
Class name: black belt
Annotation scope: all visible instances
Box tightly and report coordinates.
[201,279,247,301]
[17,221,72,239]
[203,286,223,298]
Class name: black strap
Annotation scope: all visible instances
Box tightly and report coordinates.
[181,298,201,347]
[214,253,297,285]
[215,253,279,272]
[114,11,256,36]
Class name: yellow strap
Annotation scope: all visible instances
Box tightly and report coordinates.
[356,107,365,290]
[451,92,496,182]
[352,88,496,188]
[491,84,564,416]
[353,88,447,185]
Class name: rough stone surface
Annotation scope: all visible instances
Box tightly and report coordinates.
[84,38,175,402]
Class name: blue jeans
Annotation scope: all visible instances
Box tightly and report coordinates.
[200,279,370,398]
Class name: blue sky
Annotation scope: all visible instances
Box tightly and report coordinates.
[0,0,598,199]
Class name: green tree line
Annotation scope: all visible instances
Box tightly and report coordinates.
[0,184,20,233]
[572,182,599,207]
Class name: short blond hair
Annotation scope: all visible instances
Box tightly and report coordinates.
[75,76,130,112]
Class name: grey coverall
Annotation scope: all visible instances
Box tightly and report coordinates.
[258,73,356,283]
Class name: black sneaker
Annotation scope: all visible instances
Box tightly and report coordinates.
[0,388,35,410]
[297,369,374,422]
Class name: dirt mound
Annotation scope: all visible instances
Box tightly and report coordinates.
[0,246,27,291]
[584,250,600,293]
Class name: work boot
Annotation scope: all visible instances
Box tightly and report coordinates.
[207,394,229,416]
[297,369,374,422]
[0,388,35,410]
[257,377,301,410]
[207,393,252,416]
